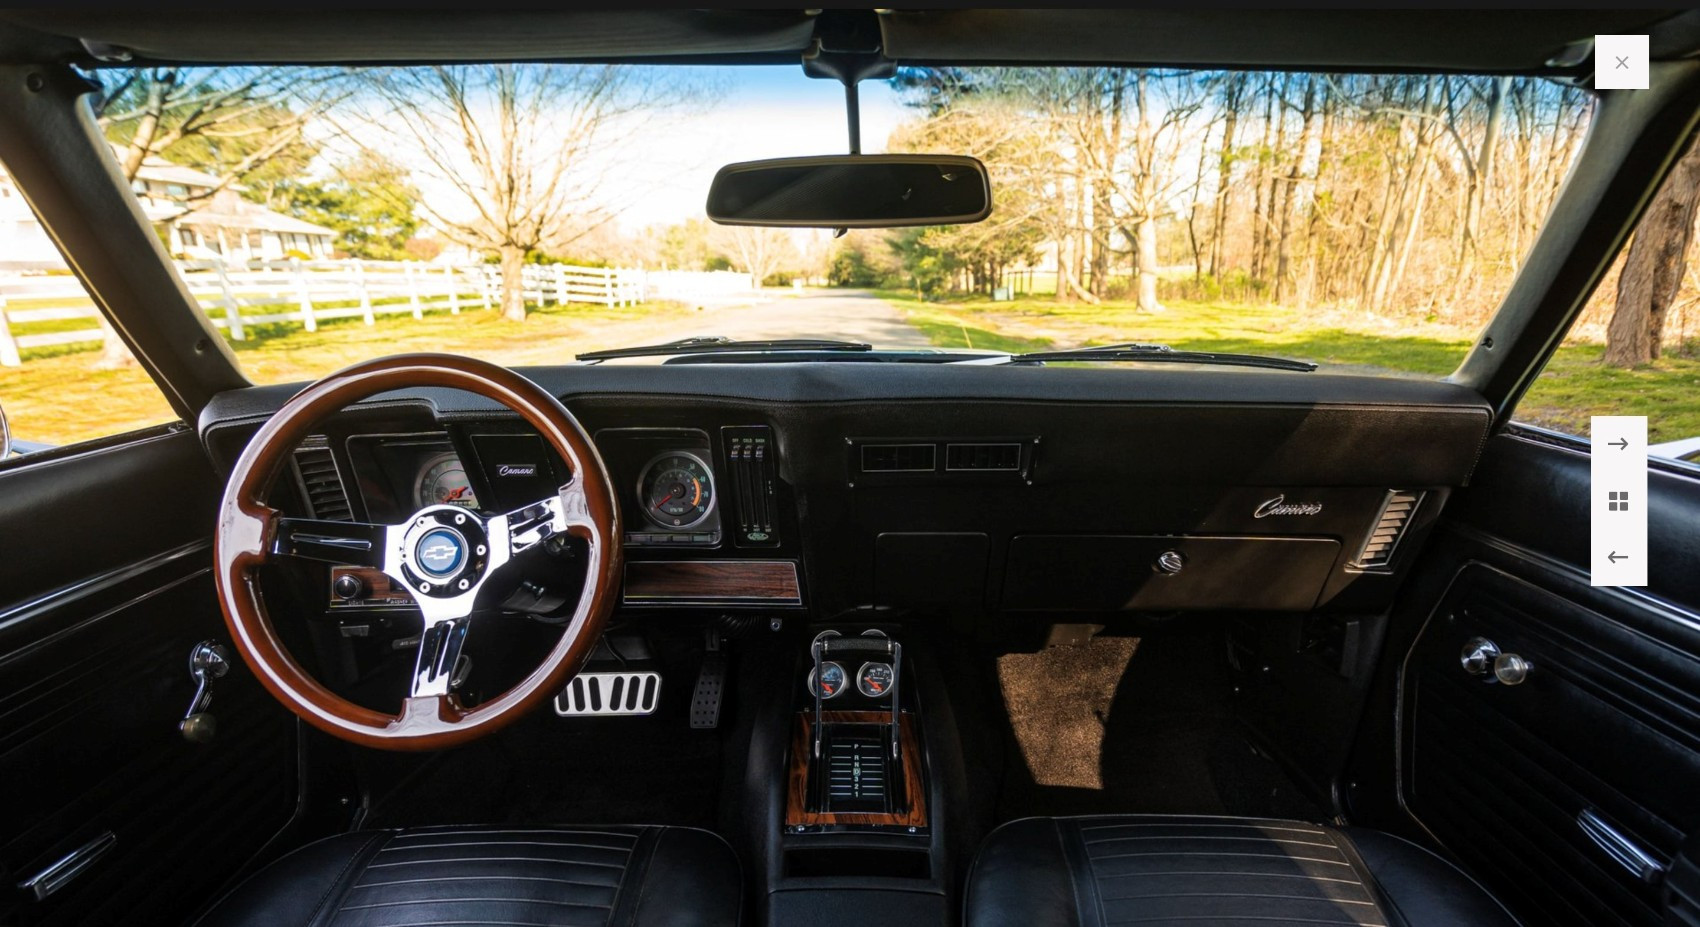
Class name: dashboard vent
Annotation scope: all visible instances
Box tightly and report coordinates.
[292,443,354,521]
[860,443,936,473]
[946,442,1022,472]
[1351,490,1423,570]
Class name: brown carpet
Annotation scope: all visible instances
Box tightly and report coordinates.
[996,636,1138,789]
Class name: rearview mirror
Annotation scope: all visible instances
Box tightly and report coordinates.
[706,155,992,228]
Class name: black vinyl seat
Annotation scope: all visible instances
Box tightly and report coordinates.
[195,824,741,927]
[964,815,1520,927]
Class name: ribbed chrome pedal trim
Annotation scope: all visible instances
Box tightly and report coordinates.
[554,671,662,717]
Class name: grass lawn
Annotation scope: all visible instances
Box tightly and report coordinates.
[881,292,1700,443]
[2,299,698,447]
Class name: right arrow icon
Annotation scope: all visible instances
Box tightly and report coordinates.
[1608,551,1628,563]
[1609,437,1629,450]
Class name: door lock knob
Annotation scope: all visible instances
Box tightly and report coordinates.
[1460,636,1531,685]
[1154,550,1186,575]
[1460,636,1500,676]
[1493,652,1533,686]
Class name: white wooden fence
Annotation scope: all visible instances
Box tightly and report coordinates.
[0,259,756,366]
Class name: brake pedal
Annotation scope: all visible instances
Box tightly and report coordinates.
[690,631,726,729]
[555,671,662,717]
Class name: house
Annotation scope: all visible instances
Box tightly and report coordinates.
[0,152,335,270]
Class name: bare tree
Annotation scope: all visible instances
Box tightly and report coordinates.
[90,68,339,365]
[1604,137,1700,367]
[353,65,677,322]
[714,226,796,287]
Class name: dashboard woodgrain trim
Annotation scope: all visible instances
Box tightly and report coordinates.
[623,559,801,605]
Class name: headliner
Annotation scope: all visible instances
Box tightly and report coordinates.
[0,9,1696,76]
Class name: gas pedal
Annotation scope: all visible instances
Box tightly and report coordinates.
[555,671,662,717]
[690,637,727,730]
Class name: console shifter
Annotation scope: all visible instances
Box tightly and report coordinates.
[811,632,902,761]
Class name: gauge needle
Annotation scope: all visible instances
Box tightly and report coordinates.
[652,491,675,511]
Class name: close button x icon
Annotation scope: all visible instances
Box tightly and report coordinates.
[1616,56,1630,69]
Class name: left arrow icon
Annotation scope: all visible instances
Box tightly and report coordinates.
[1607,551,1628,563]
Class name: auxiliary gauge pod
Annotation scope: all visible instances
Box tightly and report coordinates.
[811,631,902,762]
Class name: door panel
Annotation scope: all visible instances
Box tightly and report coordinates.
[1395,430,1700,927]
[0,427,298,926]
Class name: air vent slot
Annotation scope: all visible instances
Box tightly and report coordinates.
[292,443,353,521]
[946,442,1022,472]
[1351,490,1423,570]
[860,443,936,473]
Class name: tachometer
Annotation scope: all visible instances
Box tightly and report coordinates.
[637,451,715,529]
[416,453,478,509]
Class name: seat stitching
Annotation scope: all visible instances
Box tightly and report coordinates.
[1086,836,1342,850]
[379,840,637,853]
[1088,851,1353,866]
[1342,829,1526,926]
[364,856,627,869]
[1101,911,1380,918]
[389,828,639,841]
[306,833,385,927]
[1091,872,1365,886]
[339,897,613,911]
[1081,823,1328,837]
[351,875,618,890]
[1100,892,1377,905]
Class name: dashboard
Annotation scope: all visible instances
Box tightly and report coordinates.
[197,362,1499,640]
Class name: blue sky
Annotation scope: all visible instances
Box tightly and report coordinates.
[607,66,911,229]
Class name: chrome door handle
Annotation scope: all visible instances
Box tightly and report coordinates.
[18,831,116,901]
[180,640,230,743]
[1578,808,1665,884]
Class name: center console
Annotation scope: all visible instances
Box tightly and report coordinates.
[758,629,955,927]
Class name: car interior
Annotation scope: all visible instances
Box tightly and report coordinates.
[3,9,1700,927]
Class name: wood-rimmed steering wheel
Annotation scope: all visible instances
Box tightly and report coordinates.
[213,354,621,751]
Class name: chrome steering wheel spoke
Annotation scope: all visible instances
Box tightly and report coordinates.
[269,517,393,569]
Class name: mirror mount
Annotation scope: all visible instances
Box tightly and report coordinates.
[801,31,895,156]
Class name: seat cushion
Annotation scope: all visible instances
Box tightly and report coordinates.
[195,824,741,927]
[964,814,1520,927]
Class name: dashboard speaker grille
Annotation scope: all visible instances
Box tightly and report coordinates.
[554,672,662,717]
[292,443,353,521]
[1351,489,1423,570]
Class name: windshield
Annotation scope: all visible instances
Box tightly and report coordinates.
[2,64,1607,441]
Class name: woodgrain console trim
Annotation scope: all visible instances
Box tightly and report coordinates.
[623,560,801,605]
[785,710,927,828]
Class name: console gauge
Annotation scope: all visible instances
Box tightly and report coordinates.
[637,451,716,529]
[416,453,478,509]
[857,662,895,698]
[809,661,847,699]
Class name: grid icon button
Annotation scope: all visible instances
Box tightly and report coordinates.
[1609,491,1629,512]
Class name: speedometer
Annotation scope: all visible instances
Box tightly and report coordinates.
[416,453,478,509]
[637,451,716,529]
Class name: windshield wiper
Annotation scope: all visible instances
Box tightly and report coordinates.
[577,336,872,362]
[1006,342,1317,372]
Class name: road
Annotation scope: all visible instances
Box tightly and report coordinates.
[663,289,932,349]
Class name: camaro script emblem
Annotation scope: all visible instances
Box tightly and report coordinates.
[497,464,537,477]
[1254,494,1323,518]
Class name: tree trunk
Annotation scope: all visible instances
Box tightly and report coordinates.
[1209,74,1243,279]
[499,245,528,322]
[1453,76,1509,301]
[1274,77,1317,303]
[1604,138,1700,366]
